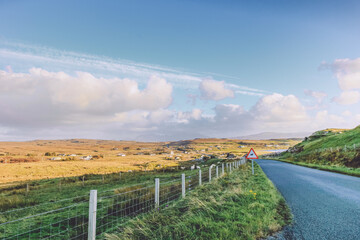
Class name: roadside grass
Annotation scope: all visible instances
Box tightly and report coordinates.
[265,157,360,177]
[269,126,360,177]
[280,126,360,168]
[105,162,291,240]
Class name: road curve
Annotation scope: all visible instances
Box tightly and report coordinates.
[257,159,360,240]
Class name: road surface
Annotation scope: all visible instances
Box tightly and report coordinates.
[257,159,360,240]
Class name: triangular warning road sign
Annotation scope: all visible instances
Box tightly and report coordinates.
[246,148,258,159]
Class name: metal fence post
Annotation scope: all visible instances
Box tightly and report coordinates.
[216,166,219,178]
[88,190,97,240]
[209,167,212,182]
[222,163,224,175]
[229,163,232,172]
[252,160,254,175]
[155,178,160,208]
[199,169,202,185]
[182,174,185,198]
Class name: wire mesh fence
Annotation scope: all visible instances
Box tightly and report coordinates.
[0,196,89,240]
[0,159,247,240]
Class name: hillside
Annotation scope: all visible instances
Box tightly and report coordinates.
[280,126,360,168]
[236,132,310,140]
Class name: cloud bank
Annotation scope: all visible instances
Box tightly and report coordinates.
[199,79,234,100]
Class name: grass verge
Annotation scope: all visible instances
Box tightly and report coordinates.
[267,158,360,177]
[106,162,291,240]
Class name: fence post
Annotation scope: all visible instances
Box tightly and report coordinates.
[229,163,232,172]
[88,190,97,240]
[252,160,254,175]
[199,169,202,185]
[216,166,219,178]
[222,163,224,175]
[209,167,212,182]
[354,144,356,150]
[182,174,185,198]
[155,178,160,208]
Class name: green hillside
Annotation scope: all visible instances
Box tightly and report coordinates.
[280,126,360,168]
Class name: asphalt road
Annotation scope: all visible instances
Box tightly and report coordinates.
[256,159,360,240]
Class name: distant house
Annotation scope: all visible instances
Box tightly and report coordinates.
[80,155,92,160]
[117,153,126,157]
[57,154,66,156]
[68,154,77,157]
[51,157,62,160]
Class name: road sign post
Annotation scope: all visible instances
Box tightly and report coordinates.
[246,148,258,175]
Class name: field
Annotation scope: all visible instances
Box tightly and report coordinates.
[0,138,299,184]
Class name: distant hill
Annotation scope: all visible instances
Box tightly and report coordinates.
[281,126,360,168]
[236,132,311,140]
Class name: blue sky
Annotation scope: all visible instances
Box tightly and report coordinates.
[1,0,360,140]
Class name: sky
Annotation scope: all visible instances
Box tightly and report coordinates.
[1,0,360,141]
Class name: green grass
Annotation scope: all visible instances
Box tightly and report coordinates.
[266,158,360,177]
[0,158,223,212]
[270,125,360,176]
[105,162,291,240]
[280,126,360,168]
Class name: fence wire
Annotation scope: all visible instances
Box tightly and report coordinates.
[0,160,245,239]
[0,198,89,240]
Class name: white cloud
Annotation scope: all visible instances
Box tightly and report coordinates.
[0,68,173,126]
[199,79,234,101]
[332,90,360,105]
[342,110,352,117]
[304,89,327,103]
[251,93,309,123]
[313,110,346,128]
[323,58,360,91]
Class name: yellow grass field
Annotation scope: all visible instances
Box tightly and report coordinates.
[0,138,300,184]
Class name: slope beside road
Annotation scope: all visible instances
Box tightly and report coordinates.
[257,159,360,240]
